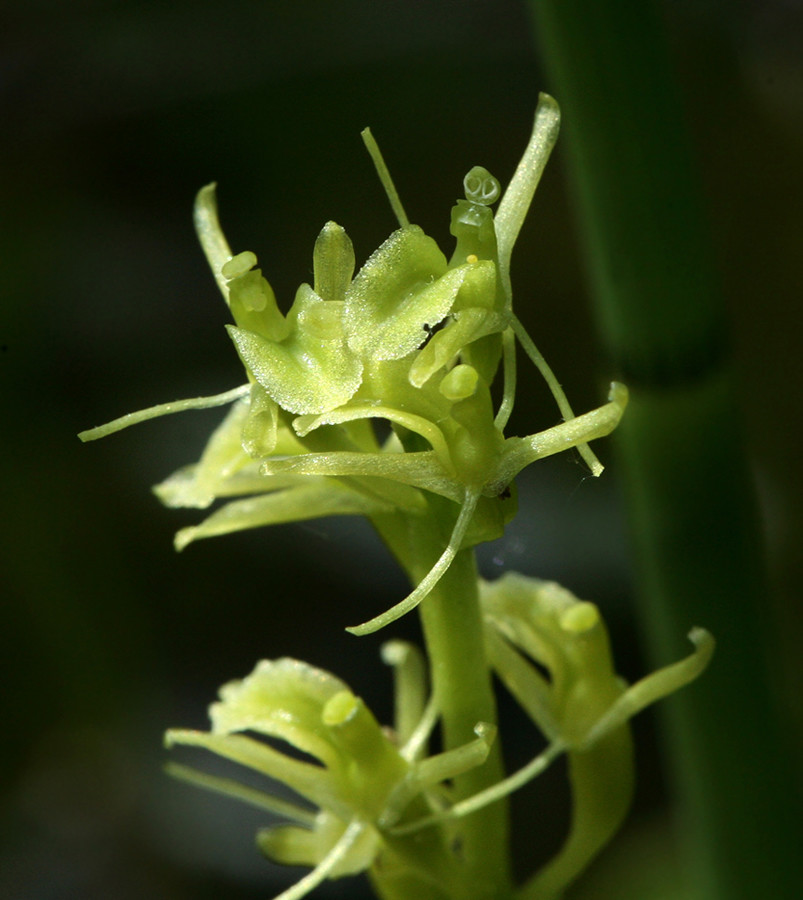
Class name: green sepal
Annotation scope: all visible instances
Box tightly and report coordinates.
[211,658,349,767]
[344,226,450,360]
[173,480,392,551]
[165,729,346,815]
[494,94,561,302]
[152,400,253,509]
[261,450,462,504]
[410,310,505,389]
[227,284,363,415]
[165,760,316,825]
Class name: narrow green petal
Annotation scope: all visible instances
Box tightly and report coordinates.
[78,384,250,442]
[494,94,561,293]
[228,318,363,416]
[293,405,455,478]
[445,741,564,826]
[512,313,603,476]
[261,450,462,503]
[165,730,343,814]
[165,761,316,826]
[381,641,428,749]
[346,490,480,636]
[194,183,234,301]
[383,723,497,831]
[361,127,409,228]
[174,481,390,551]
[494,326,518,430]
[579,628,715,750]
[408,306,508,389]
[490,382,629,492]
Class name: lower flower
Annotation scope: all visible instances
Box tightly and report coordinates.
[166,651,498,900]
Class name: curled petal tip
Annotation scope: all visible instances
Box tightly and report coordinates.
[608,381,629,407]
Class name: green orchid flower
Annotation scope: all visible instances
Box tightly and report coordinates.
[167,579,713,900]
[475,574,715,900]
[79,94,628,635]
[378,574,714,898]
[166,646,501,900]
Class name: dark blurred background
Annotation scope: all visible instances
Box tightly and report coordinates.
[2,1,801,898]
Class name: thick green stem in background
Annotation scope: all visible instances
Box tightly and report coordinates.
[526,1,802,897]
[373,504,512,900]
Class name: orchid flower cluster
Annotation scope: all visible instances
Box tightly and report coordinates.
[81,94,713,900]
[165,594,711,900]
[80,95,625,635]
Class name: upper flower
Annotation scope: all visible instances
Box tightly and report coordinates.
[79,93,628,634]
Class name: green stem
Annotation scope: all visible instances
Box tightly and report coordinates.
[372,502,512,900]
[526,1,803,896]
